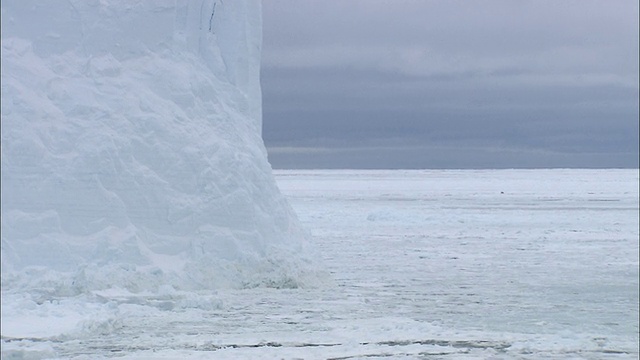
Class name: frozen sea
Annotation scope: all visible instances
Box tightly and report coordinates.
[2,169,639,359]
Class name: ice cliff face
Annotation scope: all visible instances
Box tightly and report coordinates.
[1,0,315,292]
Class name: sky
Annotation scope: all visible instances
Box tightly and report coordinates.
[260,0,639,169]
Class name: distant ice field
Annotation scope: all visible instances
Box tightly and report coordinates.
[2,169,638,359]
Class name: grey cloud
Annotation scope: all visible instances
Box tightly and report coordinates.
[263,0,638,75]
[261,0,639,169]
[267,145,638,170]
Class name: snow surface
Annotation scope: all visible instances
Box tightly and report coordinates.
[2,169,638,359]
[1,0,319,293]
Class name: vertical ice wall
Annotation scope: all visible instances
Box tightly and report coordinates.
[1,0,314,292]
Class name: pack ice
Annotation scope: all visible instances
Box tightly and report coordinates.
[1,0,315,293]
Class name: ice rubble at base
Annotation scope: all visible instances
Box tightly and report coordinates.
[1,0,319,293]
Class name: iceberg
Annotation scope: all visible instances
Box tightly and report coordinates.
[1,0,315,292]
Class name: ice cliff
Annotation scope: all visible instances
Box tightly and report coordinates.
[1,0,316,292]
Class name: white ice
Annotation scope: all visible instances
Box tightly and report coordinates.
[2,169,638,359]
[1,0,318,293]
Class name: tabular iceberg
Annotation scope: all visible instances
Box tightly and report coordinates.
[1,0,316,292]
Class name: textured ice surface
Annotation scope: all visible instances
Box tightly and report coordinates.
[1,0,317,292]
[2,170,638,359]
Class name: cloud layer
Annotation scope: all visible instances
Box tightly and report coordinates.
[262,0,639,168]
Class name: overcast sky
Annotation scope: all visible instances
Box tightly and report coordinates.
[260,0,639,169]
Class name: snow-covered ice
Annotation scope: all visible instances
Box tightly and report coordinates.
[2,169,639,359]
[1,0,317,292]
